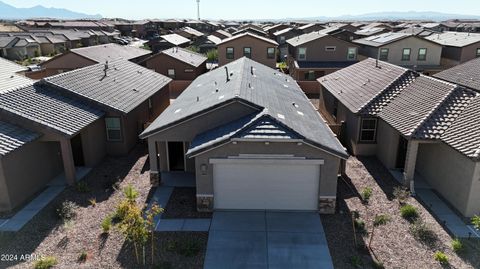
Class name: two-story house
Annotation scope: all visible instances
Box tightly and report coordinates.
[425,32,480,68]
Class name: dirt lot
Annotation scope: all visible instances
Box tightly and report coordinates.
[0,146,207,269]
[322,156,480,269]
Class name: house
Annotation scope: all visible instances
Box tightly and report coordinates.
[0,36,40,60]
[353,32,443,74]
[148,33,190,53]
[397,27,436,37]
[176,27,205,42]
[143,47,208,96]
[38,43,151,78]
[211,29,232,40]
[0,59,171,213]
[421,23,449,32]
[286,32,360,95]
[316,26,361,42]
[140,57,348,213]
[0,57,33,93]
[232,26,268,37]
[264,24,290,38]
[319,58,480,217]
[197,35,221,53]
[425,32,480,68]
[273,27,302,60]
[298,23,325,34]
[434,56,480,92]
[355,27,390,37]
[217,32,278,68]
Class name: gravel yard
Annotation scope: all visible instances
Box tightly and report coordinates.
[322,156,480,269]
[162,188,212,219]
[0,145,207,269]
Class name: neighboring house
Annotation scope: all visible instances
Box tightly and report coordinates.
[0,59,171,213]
[0,36,40,60]
[425,32,480,68]
[143,47,208,95]
[299,23,325,34]
[148,33,190,53]
[176,27,205,42]
[140,57,348,213]
[217,32,278,68]
[353,32,443,74]
[273,27,302,60]
[37,43,151,78]
[317,26,361,42]
[264,24,290,38]
[198,35,221,53]
[421,23,449,32]
[0,57,33,92]
[211,29,232,40]
[232,27,268,37]
[397,27,436,37]
[434,56,480,92]
[319,58,480,217]
[286,32,360,95]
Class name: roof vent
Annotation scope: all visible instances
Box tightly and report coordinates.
[292,102,299,108]
[133,88,138,92]
[224,66,230,82]
[197,96,199,102]
[250,66,254,75]
[103,60,109,76]
[277,113,285,120]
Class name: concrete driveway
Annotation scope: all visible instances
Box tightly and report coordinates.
[204,211,333,269]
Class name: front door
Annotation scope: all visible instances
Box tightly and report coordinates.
[168,142,185,171]
[71,134,85,167]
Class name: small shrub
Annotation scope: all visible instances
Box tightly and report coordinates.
[206,49,218,62]
[114,199,131,221]
[374,214,391,226]
[34,256,57,269]
[451,238,464,253]
[400,204,418,221]
[101,216,112,234]
[75,181,91,193]
[352,210,360,219]
[88,198,97,207]
[349,256,363,268]
[78,250,88,263]
[360,187,373,204]
[56,201,78,221]
[354,218,366,233]
[123,184,138,202]
[410,220,437,245]
[434,251,449,264]
[472,215,480,230]
[393,186,410,204]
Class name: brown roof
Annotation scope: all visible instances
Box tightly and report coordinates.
[434,57,480,92]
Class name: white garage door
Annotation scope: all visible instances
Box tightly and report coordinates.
[212,158,322,211]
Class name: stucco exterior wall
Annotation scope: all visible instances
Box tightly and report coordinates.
[41,52,96,74]
[467,162,480,216]
[416,142,477,217]
[144,53,207,81]
[79,118,107,167]
[218,35,277,68]
[290,35,359,62]
[375,120,401,169]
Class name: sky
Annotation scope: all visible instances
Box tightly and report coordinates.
[2,0,480,20]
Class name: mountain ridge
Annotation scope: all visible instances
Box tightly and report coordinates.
[0,1,102,20]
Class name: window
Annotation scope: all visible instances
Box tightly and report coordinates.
[325,46,336,52]
[226,47,234,59]
[347,47,357,60]
[417,48,427,61]
[105,117,122,141]
[267,47,275,59]
[298,47,306,60]
[167,69,175,79]
[359,118,377,142]
[243,47,251,58]
[402,48,411,61]
[476,48,480,57]
[184,69,194,73]
[379,48,389,61]
[304,70,316,81]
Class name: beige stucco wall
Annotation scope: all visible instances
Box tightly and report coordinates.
[0,163,10,212]
[467,162,480,217]
[218,35,277,68]
[79,118,107,167]
[416,142,477,217]
[41,52,96,74]
[375,120,401,169]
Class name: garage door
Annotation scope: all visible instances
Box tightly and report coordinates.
[212,158,322,211]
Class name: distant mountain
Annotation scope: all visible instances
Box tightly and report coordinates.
[0,1,102,20]
[284,11,480,22]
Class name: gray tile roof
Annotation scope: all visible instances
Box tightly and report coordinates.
[70,43,150,63]
[434,57,480,92]
[219,32,278,46]
[0,84,104,137]
[141,57,348,159]
[353,32,412,47]
[425,31,480,47]
[180,27,204,37]
[43,59,171,114]
[273,27,293,36]
[287,32,328,47]
[355,27,386,36]
[440,95,480,160]
[207,35,222,45]
[0,121,40,157]
[160,34,191,46]
[319,58,408,113]
[159,47,207,68]
[0,57,33,93]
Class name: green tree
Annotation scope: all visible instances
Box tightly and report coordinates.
[206,49,218,62]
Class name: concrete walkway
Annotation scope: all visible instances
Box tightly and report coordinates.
[204,211,333,269]
[390,170,480,238]
[0,168,91,232]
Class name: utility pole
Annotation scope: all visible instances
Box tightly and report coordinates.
[197,0,200,20]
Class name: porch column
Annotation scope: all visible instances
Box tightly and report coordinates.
[403,140,419,193]
[60,138,76,185]
[148,138,160,186]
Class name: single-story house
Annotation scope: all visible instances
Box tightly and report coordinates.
[140,57,348,213]
[319,58,480,217]
[425,32,480,68]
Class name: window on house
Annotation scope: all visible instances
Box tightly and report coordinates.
[298,47,306,60]
[267,47,275,59]
[105,117,122,141]
[226,47,234,59]
[243,47,252,58]
[304,70,316,81]
[184,69,194,73]
[476,48,480,57]
[379,48,389,61]
[167,69,175,79]
[418,48,427,61]
[325,46,336,51]
[347,47,357,60]
[402,48,411,61]
[359,118,377,142]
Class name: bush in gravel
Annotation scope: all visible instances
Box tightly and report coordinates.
[34,256,57,269]
[400,204,419,221]
[124,184,139,202]
[78,250,88,263]
[409,220,438,246]
[451,238,464,253]
[88,198,97,207]
[75,181,91,193]
[349,256,363,268]
[434,251,449,264]
[374,214,391,226]
[393,186,410,204]
[472,215,480,230]
[56,200,78,221]
[360,187,373,204]
[101,215,113,234]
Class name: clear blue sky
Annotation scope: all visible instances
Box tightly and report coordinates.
[2,0,480,20]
